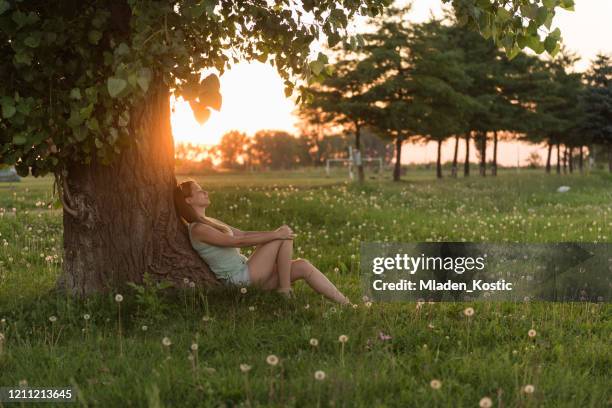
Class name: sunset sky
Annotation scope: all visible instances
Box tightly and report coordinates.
[170,0,612,164]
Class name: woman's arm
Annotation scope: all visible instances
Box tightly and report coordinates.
[208,217,268,238]
[191,224,293,248]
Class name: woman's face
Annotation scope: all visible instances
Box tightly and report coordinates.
[186,182,210,208]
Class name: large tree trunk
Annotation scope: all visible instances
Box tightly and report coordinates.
[57,80,222,296]
[556,143,561,175]
[479,131,486,177]
[569,147,574,174]
[579,145,583,173]
[355,123,364,183]
[492,130,498,176]
[393,136,403,182]
[436,139,442,179]
[563,146,568,174]
[451,134,459,178]
[464,131,470,177]
[546,143,552,174]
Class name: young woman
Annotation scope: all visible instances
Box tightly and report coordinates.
[174,179,351,305]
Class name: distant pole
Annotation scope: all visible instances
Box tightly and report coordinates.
[348,146,354,180]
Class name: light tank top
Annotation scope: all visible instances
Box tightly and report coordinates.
[188,222,248,279]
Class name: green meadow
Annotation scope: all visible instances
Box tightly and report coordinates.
[0,168,610,407]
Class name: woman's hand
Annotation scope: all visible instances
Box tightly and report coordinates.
[275,225,296,240]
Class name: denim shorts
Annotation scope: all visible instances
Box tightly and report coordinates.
[225,264,251,286]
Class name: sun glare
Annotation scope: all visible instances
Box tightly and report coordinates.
[170,61,298,146]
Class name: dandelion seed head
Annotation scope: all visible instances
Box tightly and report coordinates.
[528,329,537,338]
[266,354,279,366]
[240,287,247,294]
[309,338,319,347]
[83,314,90,320]
[141,325,148,331]
[48,315,57,323]
[479,397,492,408]
[314,370,326,381]
[523,384,535,394]
[338,334,349,343]
[463,307,475,317]
[162,337,172,347]
[115,294,123,303]
[191,343,198,351]
[430,379,442,390]
[240,363,252,373]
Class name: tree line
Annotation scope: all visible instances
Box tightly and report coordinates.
[301,7,612,182]
[176,127,391,172]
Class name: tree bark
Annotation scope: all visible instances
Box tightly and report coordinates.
[479,131,486,177]
[355,123,364,183]
[556,143,561,175]
[569,147,574,174]
[579,145,583,173]
[57,80,222,296]
[546,143,552,174]
[436,139,442,179]
[451,134,459,178]
[563,146,568,174]
[492,130,498,176]
[464,131,470,177]
[393,136,403,182]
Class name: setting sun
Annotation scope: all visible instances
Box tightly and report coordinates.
[170,61,298,146]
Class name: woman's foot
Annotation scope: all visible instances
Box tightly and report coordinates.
[276,287,296,300]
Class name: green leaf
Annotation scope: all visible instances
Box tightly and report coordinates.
[536,7,548,25]
[543,0,558,8]
[115,42,130,56]
[1,98,16,118]
[14,51,32,65]
[189,100,211,124]
[13,134,26,145]
[0,0,10,15]
[24,33,41,48]
[560,0,574,11]
[88,30,102,45]
[107,77,127,98]
[544,35,558,54]
[70,88,82,100]
[549,42,561,57]
[495,8,511,23]
[137,68,152,93]
[549,27,561,39]
[310,60,324,75]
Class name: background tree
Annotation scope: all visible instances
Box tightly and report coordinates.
[217,130,250,170]
[250,130,300,170]
[359,6,415,182]
[579,54,612,172]
[407,20,477,179]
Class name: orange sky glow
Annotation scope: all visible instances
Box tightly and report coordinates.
[170,0,612,165]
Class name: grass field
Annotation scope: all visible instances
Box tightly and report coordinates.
[0,168,610,407]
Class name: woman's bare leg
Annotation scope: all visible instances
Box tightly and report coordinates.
[262,258,350,305]
[298,259,350,304]
[276,239,293,292]
[246,239,285,287]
